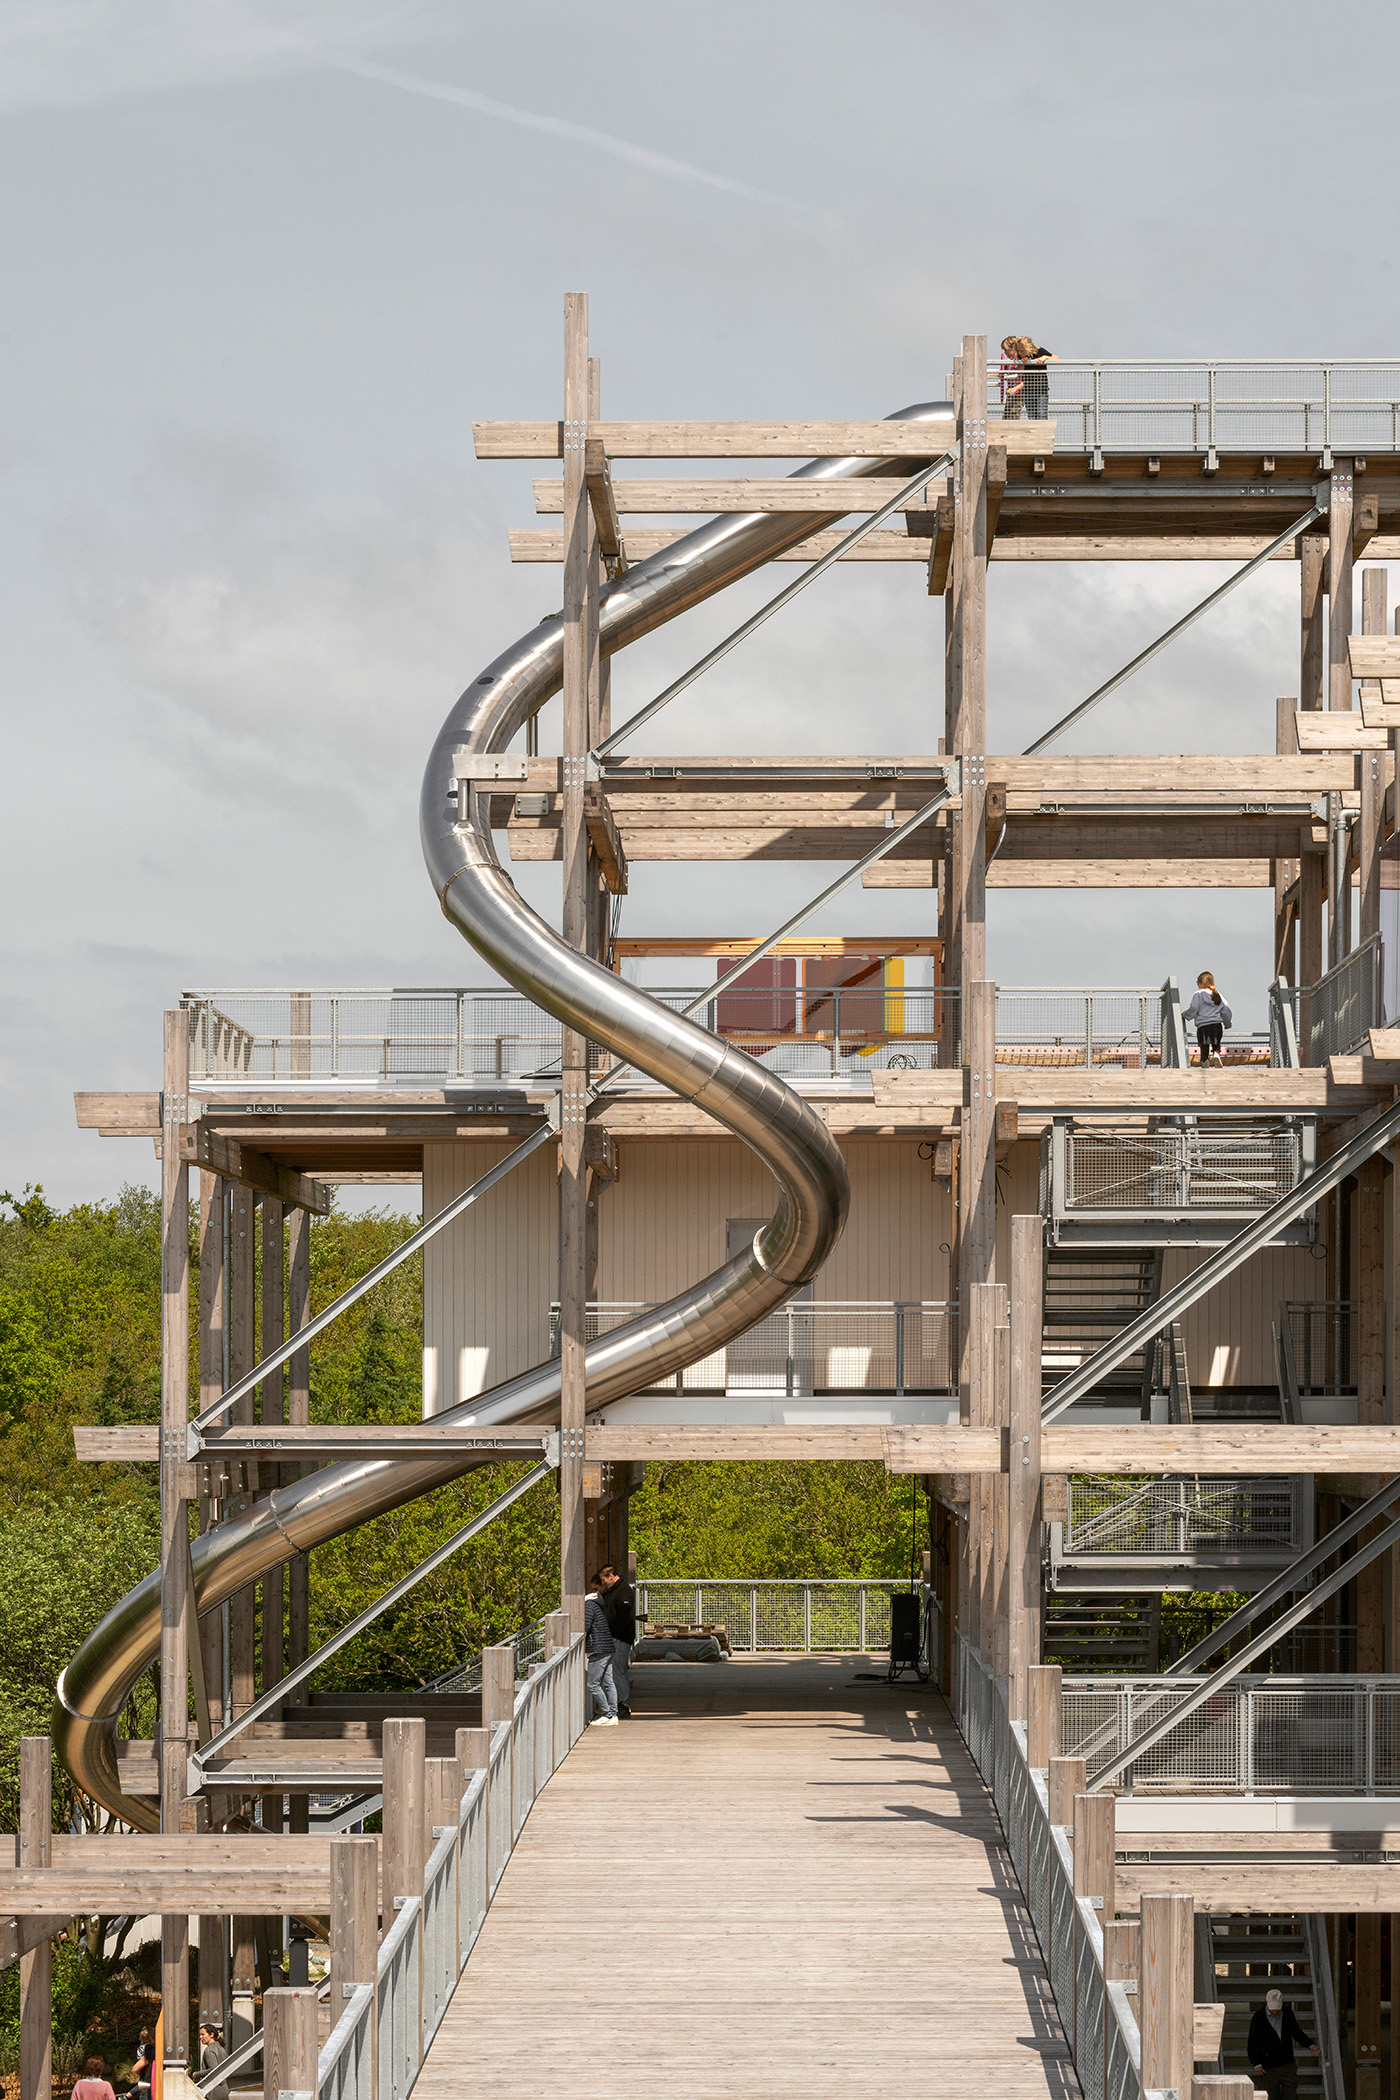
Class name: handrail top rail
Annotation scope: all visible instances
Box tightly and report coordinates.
[377,1890,421,1967]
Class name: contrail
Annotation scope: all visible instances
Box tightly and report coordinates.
[330,55,803,210]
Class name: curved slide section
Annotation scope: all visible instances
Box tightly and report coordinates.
[56,403,951,1827]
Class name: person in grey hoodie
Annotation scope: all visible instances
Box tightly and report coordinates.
[1183,971,1232,1069]
[584,1577,619,1724]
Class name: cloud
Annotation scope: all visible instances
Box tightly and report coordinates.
[327,55,808,212]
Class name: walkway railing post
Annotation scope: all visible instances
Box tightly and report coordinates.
[1048,1755,1085,1831]
[545,1611,571,1768]
[331,1837,379,2100]
[263,1986,319,2100]
[382,1719,426,2062]
[481,1645,516,1834]
[1072,1790,1115,1920]
[427,1758,464,1979]
[1102,1919,1140,2100]
[1140,1891,1194,2100]
[1026,1664,1062,1771]
[18,1738,51,2100]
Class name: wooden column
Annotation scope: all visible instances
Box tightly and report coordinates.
[382,1717,426,2058]
[261,1989,318,2100]
[1026,1664,1061,1771]
[558,290,594,1631]
[1329,463,1355,965]
[18,1739,50,2100]
[948,354,969,999]
[1356,1909,1382,2100]
[197,1173,225,1716]
[1140,1891,1195,2100]
[1008,1215,1044,1719]
[228,1184,257,1719]
[953,334,988,995]
[286,1205,311,1836]
[330,1834,379,2084]
[1300,849,1325,1056]
[989,1294,1010,1682]
[1072,1789,1115,1922]
[259,1201,285,1796]
[959,980,997,1362]
[1048,1755,1086,1829]
[159,1011,192,2076]
[1358,1144,1386,1682]
[1275,696,1299,985]
[1360,569,1388,945]
[1301,532,1326,713]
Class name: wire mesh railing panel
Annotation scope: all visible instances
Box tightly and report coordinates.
[1064,1476,1304,1556]
[1075,1907,1106,2100]
[1006,1735,1029,1888]
[1063,1129,1300,1213]
[995,988,1160,1070]
[988,361,1400,456]
[552,1302,958,1395]
[1105,1988,1141,2100]
[1285,1301,1357,1394]
[1047,1837,1077,2044]
[635,1579,903,1653]
[1249,1688,1366,1792]
[1307,936,1382,1063]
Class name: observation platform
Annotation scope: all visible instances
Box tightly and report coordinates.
[416,1655,1075,2100]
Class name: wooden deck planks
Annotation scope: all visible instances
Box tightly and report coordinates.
[416,1658,1077,2099]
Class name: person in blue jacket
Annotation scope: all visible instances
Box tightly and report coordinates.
[1183,970,1232,1069]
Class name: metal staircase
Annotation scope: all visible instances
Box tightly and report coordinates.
[1197,1913,1343,2100]
[1041,1246,1165,1413]
[1042,1595,1160,1671]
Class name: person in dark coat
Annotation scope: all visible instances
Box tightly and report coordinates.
[584,1577,619,1724]
[1248,1987,1320,2100]
[599,1563,637,1717]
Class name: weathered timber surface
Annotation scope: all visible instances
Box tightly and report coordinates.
[881,1424,1400,1476]
[0,1837,335,1914]
[417,1657,1075,2100]
[476,417,1054,459]
[1116,1865,1400,1914]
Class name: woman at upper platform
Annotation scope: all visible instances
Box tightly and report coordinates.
[1184,971,1232,1069]
[1000,335,1057,419]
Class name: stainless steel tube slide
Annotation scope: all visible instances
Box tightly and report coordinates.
[56,403,952,1826]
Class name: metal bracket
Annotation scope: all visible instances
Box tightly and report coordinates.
[453,751,529,784]
[560,1426,585,1460]
[545,1430,561,1469]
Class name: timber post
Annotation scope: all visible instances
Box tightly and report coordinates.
[1008,1215,1044,1720]
[18,1738,51,2100]
[1048,1755,1086,1831]
[1139,1890,1195,2100]
[159,1008,193,2077]
[262,1986,319,2100]
[330,1836,379,2100]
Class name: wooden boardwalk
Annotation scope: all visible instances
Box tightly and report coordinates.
[417,1656,1077,2099]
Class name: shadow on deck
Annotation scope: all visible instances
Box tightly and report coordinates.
[415,1655,1079,2099]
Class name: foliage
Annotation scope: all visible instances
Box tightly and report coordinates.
[629,1460,926,1581]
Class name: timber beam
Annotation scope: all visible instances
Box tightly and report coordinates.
[178,1124,332,1214]
[583,783,628,893]
[474,417,1054,460]
[577,1423,1400,1471]
[583,437,626,574]
[511,525,1400,566]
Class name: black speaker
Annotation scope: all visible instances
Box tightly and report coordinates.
[889,1591,922,1663]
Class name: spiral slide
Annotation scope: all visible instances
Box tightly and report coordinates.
[54,402,952,1828]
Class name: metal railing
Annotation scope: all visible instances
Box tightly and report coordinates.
[547,1301,958,1396]
[1274,935,1382,1065]
[181,984,960,1084]
[429,1616,552,1696]
[635,1578,932,1655]
[957,1639,1143,2100]
[1279,1299,1356,1400]
[989,358,1400,460]
[319,1634,586,2100]
[183,981,1276,1088]
[1044,1119,1312,1229]
[1059,1476,1308,1559]
[1062,1674,1400,1793]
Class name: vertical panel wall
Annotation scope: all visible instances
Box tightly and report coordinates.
[422,1141,557,1415]
[422,1136,956,1412]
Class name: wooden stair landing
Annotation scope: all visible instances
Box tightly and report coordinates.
[416,1656,1078,2100]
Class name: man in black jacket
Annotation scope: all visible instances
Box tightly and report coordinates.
[1247,1988,1320,2100]
[599,1563,637,1717]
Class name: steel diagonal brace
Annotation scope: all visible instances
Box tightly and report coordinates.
[188,1115,559,1443]
[186,1452,557,1792]
[592,450,959,763]
[1042,1098,1400,1422]
[1089,1500,1400,1792]
[1024,501,1326,756]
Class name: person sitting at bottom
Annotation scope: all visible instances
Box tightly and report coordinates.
[198,2022,229,2100]
[72,2059,117,2100]
[1183,970,1232,1069]
[1248,1986,1320,2100]
[599,1561,637,1717]
[585,1575,619,1725]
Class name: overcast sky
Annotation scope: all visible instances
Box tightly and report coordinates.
[5,0,1399,1207]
